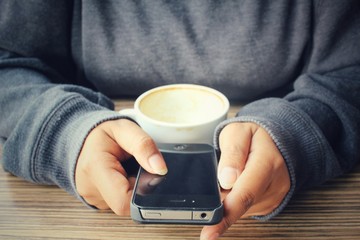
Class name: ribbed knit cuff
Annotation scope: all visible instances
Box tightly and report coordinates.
[32,96,124,201]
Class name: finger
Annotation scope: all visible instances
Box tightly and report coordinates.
[241,190,284,217]
[243,155,290,217]
[204,177,271,239]
[84,197,110,210]
[90,152,133,215]
[201,166,272,240]
[128,176,137,189]
[220,188,231,202]
[217,123,253,189]
[79,185,110,210]
[202,131,274,239]
[109,119,168,175]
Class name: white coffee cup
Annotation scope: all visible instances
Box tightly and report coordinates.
[118,84,229,145]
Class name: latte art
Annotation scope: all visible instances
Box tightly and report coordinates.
[139,88,225,125]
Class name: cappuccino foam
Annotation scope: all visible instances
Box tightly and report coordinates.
[139,88,225,125]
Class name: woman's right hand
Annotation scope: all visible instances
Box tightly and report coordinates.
[75,119,168,215]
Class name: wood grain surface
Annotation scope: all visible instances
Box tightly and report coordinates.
[1,99,359,240]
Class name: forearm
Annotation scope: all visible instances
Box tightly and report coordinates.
[0,50,122,199]
[214,65,360,220]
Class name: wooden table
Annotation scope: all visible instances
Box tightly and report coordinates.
[1,100,360,239]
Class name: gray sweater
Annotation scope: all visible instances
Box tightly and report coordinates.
[1,0,359,219]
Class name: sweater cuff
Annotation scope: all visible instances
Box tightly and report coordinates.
[31,96,124,201]
[213,98,341,220]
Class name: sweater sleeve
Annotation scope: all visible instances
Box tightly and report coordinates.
[0,50,124,200]
[214,1,360,219]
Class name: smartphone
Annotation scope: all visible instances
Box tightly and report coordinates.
[130,143,223,225]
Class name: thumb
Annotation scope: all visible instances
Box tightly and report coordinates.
[217,123,252,189]
[108,119,168,175]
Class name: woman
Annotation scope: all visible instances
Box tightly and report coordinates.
[1,1,359,239]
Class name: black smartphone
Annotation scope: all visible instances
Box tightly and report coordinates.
[130,143,223,225]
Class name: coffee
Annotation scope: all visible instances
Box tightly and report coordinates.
[119,84,229,144]
[139,87,225,125]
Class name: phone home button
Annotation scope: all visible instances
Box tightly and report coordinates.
[140,210,192,220]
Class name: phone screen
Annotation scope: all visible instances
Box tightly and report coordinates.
[132,145,221,210]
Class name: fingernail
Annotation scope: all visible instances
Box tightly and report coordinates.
[219,167,239,190]
[148,154,168,175]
